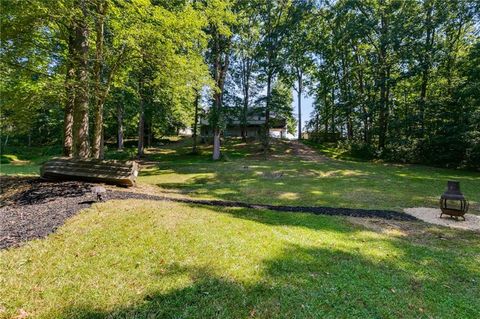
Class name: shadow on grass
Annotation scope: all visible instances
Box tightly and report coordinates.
[139,147,480,213]
[54,242,480,318]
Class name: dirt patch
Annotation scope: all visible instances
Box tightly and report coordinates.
[286,140,329,162]
[346,217,442,238]
[404,207,480,232]
[348,217,411,237]
[346,216,479,246]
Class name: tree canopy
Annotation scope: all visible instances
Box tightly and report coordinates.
[1,0,478,168]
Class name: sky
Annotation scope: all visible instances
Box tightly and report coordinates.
[291,90,315,135]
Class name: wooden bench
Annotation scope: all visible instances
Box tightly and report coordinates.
[40,158,139,187]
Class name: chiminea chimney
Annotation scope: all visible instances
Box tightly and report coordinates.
[440,181,469,220]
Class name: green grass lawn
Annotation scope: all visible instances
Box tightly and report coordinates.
[134,138,480,214]
[0,146,61,176]
[1,200,479,318]
[1,138,479,212]
[1,138,479,318]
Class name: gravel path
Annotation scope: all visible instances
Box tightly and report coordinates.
[1,178,416,250]
[404,207,480,232]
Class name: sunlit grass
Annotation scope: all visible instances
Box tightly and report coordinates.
[134,139,480,213]
[1,200,479,318]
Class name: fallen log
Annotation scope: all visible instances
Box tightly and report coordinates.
[40,158,138,187]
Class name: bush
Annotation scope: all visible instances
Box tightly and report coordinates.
[337,141,376,160]
[413,134,468,168]
[308,131,341,143]
[463,132,480,170]
[0,155,12,164]
[380,142,417,164]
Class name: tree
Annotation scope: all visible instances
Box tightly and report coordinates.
[71,0,91,158]
[63,28,76,157]
[284,0,315,140]
[231,1,261,141]
[306,0,479,167]
[269,80,296,134]
[204,0,236,160]
[0,0,69,149]
[255,0,296,151]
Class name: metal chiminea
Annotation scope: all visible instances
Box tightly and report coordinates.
[440,181,469,220]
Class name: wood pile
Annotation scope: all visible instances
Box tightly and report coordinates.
[40,158,138,187]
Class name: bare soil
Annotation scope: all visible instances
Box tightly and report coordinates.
[287,140,330,162]
[404,207,480,232]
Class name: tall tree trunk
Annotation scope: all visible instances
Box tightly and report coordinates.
[147,120,152,148]
[330,87,335,135]
[137,79,145,157]
[419,3,435,137]
[192,91,199,153]
[72,0,90,158]
[117,102,124,150]
[378,12,389,150]
[378,67,388,150]
[92,1,107,159]
[263,71,272,152]
[241,79,249,141]
[379,66,391,150]
[419,68,428,136]
[212,90,222,160]
[354,50,369,143]
[241,96,248,141]
[212,130,221,160]
[100,128,105,159]
[297,70,303,140]
[339,49,353,141]
[323,89,329,134]
[240,57,251,142]
[211,32,230,161]
[63,29,75,157]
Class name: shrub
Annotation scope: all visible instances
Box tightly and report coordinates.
[0,155,12,164]
[337,141,376,160]
[463,131,480,170]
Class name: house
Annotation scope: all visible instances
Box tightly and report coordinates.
[200,113,289,139]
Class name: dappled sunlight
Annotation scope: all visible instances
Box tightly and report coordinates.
[277,192,300,200]
[212,188,239,196]
[152,149,177,155]
[132,139,479,213]
[1,154,31,164]
[317,169,368,177]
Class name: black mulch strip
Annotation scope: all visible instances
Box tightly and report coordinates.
[0,180,417,250]
[108,192,418,221]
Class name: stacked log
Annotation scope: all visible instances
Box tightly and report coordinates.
[40,158,138,187]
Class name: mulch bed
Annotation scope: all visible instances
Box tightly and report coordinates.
[0,178,95,250]
[0,177,417,250]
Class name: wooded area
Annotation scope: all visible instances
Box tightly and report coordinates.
[1,0,479,168]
